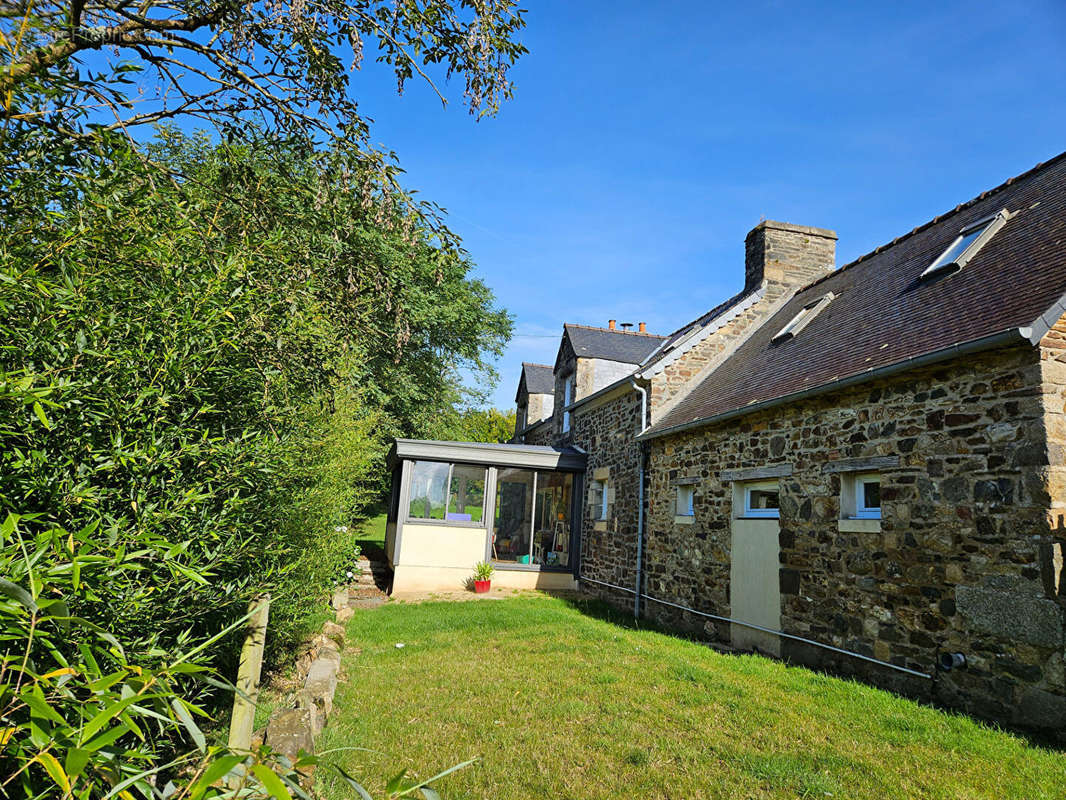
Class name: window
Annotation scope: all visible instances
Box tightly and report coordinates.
[562,374,574,433]
[676,484,695,516]
[846,472,881,519]
[742,480,780,518]
[771,293,834,342]
[407,461,486,523]
[921,209,1009,279]
[590,479,608,520]
[492,469,574,567]
[516,404,527,433]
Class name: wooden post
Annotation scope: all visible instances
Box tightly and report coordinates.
[227,594,270,764]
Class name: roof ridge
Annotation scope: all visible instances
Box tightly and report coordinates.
[522,362,553,369]
[564,322,667,338]
[801,149,1066,293]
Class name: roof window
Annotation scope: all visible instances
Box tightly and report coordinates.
[920,209,1010,279]
[771,292,835,343]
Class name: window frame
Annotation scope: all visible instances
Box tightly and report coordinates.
[920,209,1009,279]
[562,373,574,433]
[742,480,780,519]
[590,478,608,521]
[676,484,695,517]
[849,472,882,520]
[404,460,488,527]
[771,293,835,343]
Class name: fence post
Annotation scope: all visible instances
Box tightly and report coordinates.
[227,593,270,780]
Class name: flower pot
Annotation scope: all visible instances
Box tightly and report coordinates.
[474,579,491,594]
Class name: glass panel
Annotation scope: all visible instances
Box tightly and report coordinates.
[532,471,573,568]
[590,480,605,519]
[407,461,449,520]
[747,488,779,510]
[861,480,880,510]
[493,468,534,563]
[446,465,486,522]
[677,485,694,515]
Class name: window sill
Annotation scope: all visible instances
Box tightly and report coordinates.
[403,518,486,529]
[735,515,780,521]
[839,518,881,533]
[673,514,695,525]
[493,561,571,573]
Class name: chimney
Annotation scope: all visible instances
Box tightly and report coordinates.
[744,221,837,293]
[619,322,633,331]
[638,322,647,333]
[608,319,616,330]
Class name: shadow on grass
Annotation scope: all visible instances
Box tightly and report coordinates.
[554,590,1066,753]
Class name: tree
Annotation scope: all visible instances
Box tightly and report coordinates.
[1,0,527,140]
[447,407,517,443]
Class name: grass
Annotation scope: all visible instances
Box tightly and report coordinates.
[354,511,387,560]
[315,595,1066,800]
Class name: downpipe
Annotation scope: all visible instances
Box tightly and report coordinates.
[630,379,648,619]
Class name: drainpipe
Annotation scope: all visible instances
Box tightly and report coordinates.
[630,379,648,618]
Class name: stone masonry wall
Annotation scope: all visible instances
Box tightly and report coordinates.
[571,389,644,605]
[642,344,1065,734]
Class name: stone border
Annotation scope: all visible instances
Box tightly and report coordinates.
[258,587,362,767]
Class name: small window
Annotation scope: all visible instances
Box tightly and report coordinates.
[743,481,780,518]
[590,479,608,520]
[847,472,881,519]
[771,293,834,343]
[676,485,695,516]
[921,209,1009,278]
[562,375,574,433]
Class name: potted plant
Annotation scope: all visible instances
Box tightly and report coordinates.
[473,561,494,593]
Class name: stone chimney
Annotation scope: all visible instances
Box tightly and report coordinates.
[744,221,837,293]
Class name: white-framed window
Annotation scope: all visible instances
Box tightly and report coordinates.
[676,484,695,516]
[846,472,881,519]
[562,374,574,433]
[590,479,608,520]
[771,293,834,343]
[921,209,1009,279]
[742,480,780,518]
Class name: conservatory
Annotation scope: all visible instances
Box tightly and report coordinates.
[384,439,587,593]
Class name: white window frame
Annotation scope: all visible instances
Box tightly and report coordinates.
[849,472,882,520]
[562,374,574,433]
[676,484,695,516]
[920,209,1010,279]
[590,479,608,520]
[742,480,780,519]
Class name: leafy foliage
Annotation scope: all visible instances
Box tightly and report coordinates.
[0,0,527,137]
[0,129,510,796]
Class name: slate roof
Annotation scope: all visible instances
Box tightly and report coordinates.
[520,362,555,396]
[562,324,666,365]
[645,152,1066,438]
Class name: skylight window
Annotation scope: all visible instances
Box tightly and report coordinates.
[771,293,834,343]
[921,209,1010,279]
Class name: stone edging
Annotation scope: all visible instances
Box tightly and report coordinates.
[256,587,360,768]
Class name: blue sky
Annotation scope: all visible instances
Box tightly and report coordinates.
[275,2,1066,407]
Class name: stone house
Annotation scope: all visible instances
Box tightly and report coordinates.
[509,154,1066,736]
[513,362,554,442]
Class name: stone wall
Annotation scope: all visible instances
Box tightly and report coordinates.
[570,388,644,605]
[641,343,1065,734]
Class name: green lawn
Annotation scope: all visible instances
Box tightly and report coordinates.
[316,595,1065,800]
